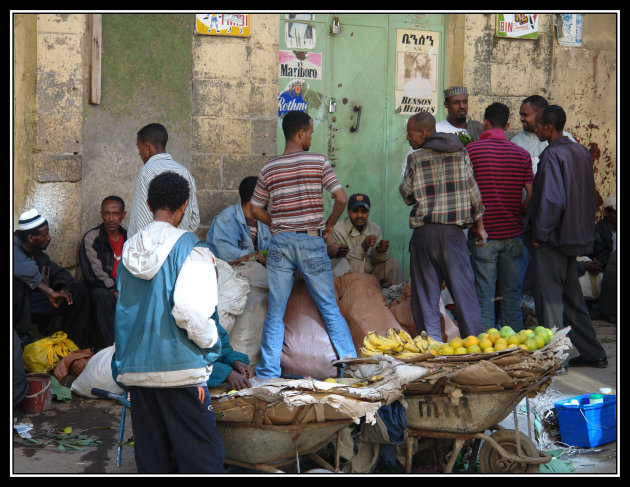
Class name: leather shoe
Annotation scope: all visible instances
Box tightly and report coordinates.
[568,356,608,368]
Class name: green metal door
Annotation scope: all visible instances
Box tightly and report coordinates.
[278,14,446,279]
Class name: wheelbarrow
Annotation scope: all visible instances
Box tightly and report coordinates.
[403,376,553,473]
[216,419,352,473]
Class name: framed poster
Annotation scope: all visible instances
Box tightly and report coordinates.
[496,14,539,39]
[196,14,250,37]
[395,29,440,115]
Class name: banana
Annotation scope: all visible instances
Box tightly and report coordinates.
[386,328,404,343]
[363,335,382,352]
[360,347,384,357]
[398,329,414,344]
[403,340,421,353]
[367,332,404,353]
[414,335,429,353]
[393,351,422,359]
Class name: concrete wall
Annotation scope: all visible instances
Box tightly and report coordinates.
[82,14,193,239]
[456,13,616,211]
[13,13,615,270]
[13,13,86,268]
[191,14,279,238]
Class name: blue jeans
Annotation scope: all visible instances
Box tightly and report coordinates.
[256,232,357,378]
[467,235,525,331]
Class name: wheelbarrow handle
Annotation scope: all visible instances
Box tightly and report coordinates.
[91,388,131,409]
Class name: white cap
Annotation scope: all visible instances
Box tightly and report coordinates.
[603,195,616,210]
[17,209,47,231]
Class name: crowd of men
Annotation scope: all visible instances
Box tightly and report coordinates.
[13,87,616,473]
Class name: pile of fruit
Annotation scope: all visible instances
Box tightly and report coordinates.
[360,326,555,359]
[360,328,443,359]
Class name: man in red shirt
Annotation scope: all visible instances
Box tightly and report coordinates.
[79,196,127,347]
[466,103,533,331]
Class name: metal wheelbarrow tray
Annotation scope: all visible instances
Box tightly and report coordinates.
[404,375,554,473]
[216,419,351,473]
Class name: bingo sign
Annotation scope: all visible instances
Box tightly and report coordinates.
[496,14,539,39]
[196,13,250,37]
[278,80,308,117]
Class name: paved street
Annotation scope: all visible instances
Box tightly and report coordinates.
[12,319,618,476]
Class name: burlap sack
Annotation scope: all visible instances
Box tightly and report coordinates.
[281,277,339,379]
[334,272,406,351]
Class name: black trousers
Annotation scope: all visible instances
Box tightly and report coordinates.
[129,385,226,474]
[89,287,117,347]
[532,243,607,361]
[13,279,91,349]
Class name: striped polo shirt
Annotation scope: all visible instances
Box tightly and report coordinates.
[466,128,533,239]
[250,151,342,235]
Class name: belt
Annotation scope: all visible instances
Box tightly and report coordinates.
[296,229,322,237]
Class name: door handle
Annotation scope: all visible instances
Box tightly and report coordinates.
[350,105,362,133]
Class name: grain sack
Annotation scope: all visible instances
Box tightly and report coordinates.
[281,277,339,379]
[334,272,405,351]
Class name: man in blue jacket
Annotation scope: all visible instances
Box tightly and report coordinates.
[522,105,607,368]
[206,176,271,264]
[113,171,225,473]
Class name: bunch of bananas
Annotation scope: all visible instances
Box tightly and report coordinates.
[359,329,441,359]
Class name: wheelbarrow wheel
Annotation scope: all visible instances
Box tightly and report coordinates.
[478,430,540,474]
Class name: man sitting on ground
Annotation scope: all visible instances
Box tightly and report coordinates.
[206,176,271,265]
[13,209,91,348]
[79,196,128,348]
[331,193,403,287]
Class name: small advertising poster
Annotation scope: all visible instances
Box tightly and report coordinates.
[279,50,322,80]
[496,14,539,39]
[278,80,308,117]
[196,14,250,37]
[395,29,440,115]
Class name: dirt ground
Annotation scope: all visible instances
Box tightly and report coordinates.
[11,319,618,476]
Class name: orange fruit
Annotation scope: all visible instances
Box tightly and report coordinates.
[467,345,482,354]
[486,328,499,335]
[441,345,455,355]
[525,338,538,351]
[483,347,494,353]
[507,335,522,346]
[449,337,464,350]
[488,332,501,344]
[495,338,508,349]
[454,347,468,355]
[494,342,507,351]
[464,336,479,349]
[534,334,546,349]
[479,338,493,350]
[519,344,529,350]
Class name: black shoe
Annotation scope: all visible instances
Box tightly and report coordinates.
[568,356,608,368]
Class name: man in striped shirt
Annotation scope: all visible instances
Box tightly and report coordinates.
[400,112,487,341]
[127,123,200,237]
[250,111,357,378]
[466,103,533,331]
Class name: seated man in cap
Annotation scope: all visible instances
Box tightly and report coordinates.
[330,193,403,287]
[13,209,91,348]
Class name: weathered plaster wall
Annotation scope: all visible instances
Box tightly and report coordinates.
[13,14,86,268]
[82,14,193,238]
[550,13,617,208]
[191,14,279,238]
[13,15,38,227]
[461,13,616,213]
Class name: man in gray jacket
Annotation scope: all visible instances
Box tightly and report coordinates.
[522,105,607,368]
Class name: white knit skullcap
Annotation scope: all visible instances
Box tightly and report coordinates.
[603,195,616,210]
[17,209,47,231]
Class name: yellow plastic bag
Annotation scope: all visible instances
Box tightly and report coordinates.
[23,332,79,373]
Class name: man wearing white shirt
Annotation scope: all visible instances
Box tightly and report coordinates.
[402,86,482,176]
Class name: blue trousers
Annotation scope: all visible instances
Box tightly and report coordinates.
[256,231,357,378]
[129,385,226,474]
[467,235,525,331]
[409,224,483,340]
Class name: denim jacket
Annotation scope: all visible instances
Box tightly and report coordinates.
[206,203,271,262]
